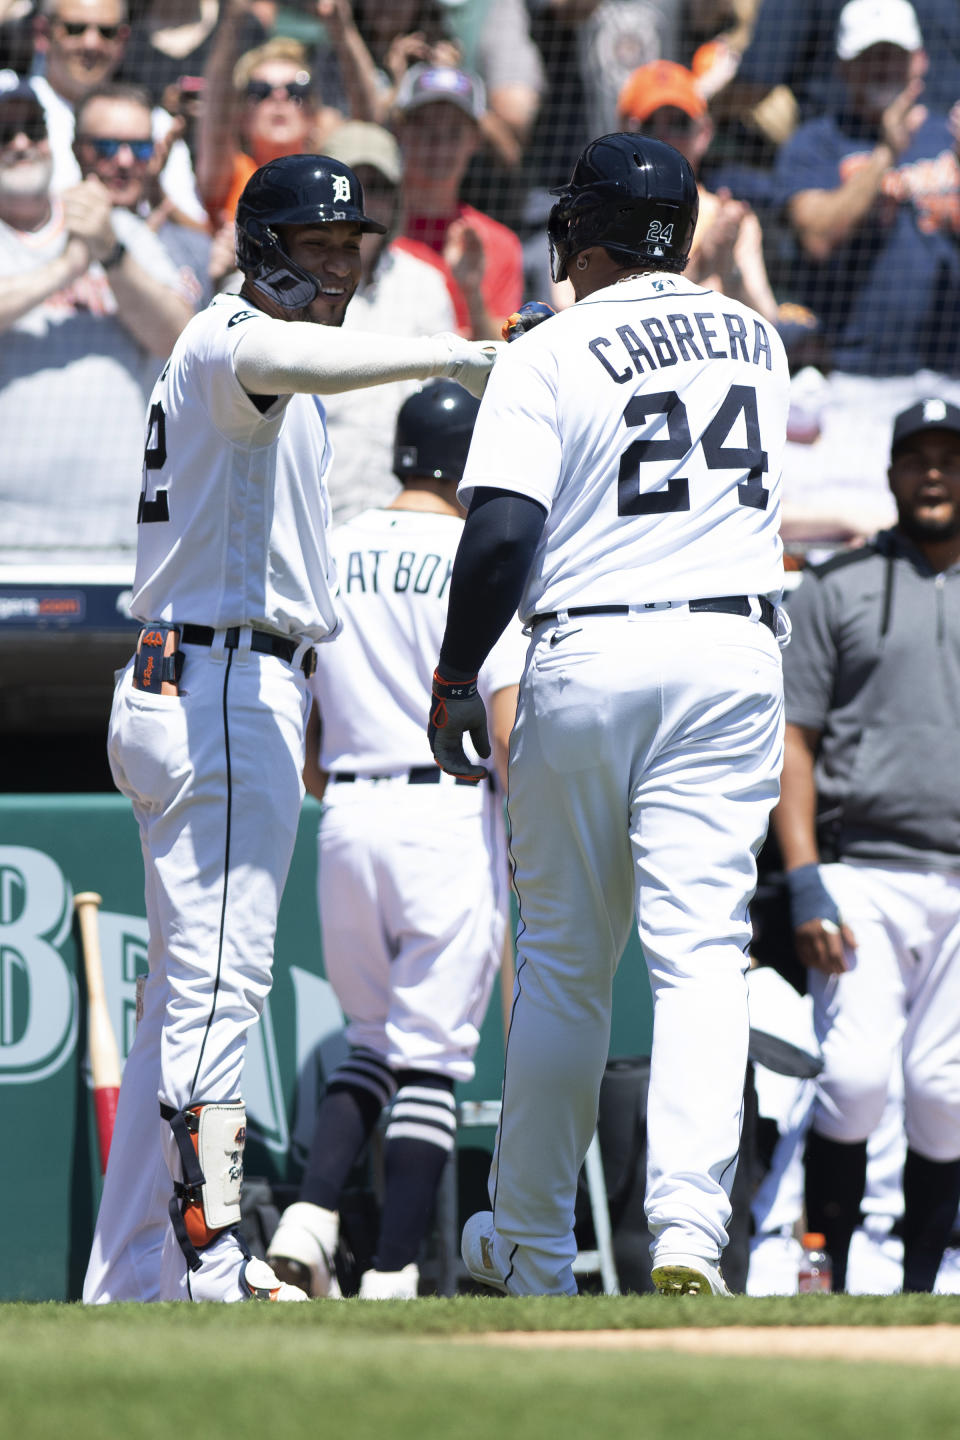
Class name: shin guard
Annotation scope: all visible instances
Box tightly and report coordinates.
[161,1101,246,1270]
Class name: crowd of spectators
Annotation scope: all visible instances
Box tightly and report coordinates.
[3,0,959,555]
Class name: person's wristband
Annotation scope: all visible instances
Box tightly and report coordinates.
[784,863,841,930]
[102,239,127,271]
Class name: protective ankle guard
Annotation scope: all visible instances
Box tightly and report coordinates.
[161,1101,246,1271]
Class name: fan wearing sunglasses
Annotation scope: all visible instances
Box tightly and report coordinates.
[73,82,221,304]
[0,74,196,565]
[26,0,208,226]
[196,31,347,228]
[34,0,130,108]
[616,60,780,325]
[74,85,156,213]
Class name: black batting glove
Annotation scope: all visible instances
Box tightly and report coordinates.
[428,666,491,781]
[501,301,556,343]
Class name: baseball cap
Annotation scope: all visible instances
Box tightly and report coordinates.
[891,397,960,453]
[617,61,706,125]
[323,121,402,186]
[393,64,486,122]
[835,0,923,60]
[0,72,44,110]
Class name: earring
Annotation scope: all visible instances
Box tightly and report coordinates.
[576,254,588,270]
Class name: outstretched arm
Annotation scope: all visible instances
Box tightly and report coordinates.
[234,320,500,397]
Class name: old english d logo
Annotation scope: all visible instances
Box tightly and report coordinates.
[0,848,78,1083]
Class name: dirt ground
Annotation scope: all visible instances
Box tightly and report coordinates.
[465,1326,960,1365]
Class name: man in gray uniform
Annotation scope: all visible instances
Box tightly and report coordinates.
[774,396,960,1292]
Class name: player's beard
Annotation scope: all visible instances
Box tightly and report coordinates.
[897,507,960,545]
[0,154,54,201]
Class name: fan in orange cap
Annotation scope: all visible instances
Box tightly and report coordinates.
[615,59,779,326]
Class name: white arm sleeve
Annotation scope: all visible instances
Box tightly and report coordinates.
[233,319,495,397]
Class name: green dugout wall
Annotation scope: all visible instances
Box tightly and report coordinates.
[0,794,654,1301]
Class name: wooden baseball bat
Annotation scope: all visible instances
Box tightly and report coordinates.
[74,892,121,1175]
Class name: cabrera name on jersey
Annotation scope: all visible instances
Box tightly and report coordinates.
[130,293,340,643]
[459,273,790,616]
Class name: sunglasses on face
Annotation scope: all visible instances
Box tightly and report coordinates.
[56,18,123,38]
[643,109,696,136]
[245,78,312,105]
[0,115,48,146]
[80,135,155,159]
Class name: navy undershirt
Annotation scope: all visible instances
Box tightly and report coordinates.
[438,488,547,678]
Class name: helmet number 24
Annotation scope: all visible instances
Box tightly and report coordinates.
[617,384,768,516]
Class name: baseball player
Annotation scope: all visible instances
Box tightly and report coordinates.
[774,396,960,1293]
[82,154,499,1305]
[428,132,791,1297]
[265,380,524,1299]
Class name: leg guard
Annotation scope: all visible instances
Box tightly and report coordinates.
[161,1101,246,1271]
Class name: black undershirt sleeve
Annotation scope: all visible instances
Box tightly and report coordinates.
[438,488,548,678]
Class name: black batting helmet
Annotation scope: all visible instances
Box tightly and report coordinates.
[236,153,386,311]
[547,132,699,283]
[393,381,481,484]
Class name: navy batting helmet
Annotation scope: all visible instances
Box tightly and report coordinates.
[547,132,699,283]
[393,380,481,484]
[235,153,386,311]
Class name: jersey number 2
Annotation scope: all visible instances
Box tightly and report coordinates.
[138,401,169,524]
[617,385,769,516]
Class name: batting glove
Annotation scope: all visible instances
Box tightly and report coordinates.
[428,667,491,781]
[501,301,556,342]
[432,333,503,399]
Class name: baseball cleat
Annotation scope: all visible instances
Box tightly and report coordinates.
[266,1202,341,1298]
[461,1211,508,1294]
[357,1264,420,1300]
[241,1256,308,1301]
[652,1254,732,1296]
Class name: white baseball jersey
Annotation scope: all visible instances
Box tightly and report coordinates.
[314,507,525,774]
[460,272,790,616]
[312,504,525,1082]
[131,292,341,643]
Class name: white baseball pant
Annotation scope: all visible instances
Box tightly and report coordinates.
[317,778,507,1081]
[84,638,309,1302]
[486,608,784,1295]
[811,860,960,1162]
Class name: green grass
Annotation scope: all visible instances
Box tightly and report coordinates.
[1,1297,958,1440]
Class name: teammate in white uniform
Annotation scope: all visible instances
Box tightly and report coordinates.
[427,133,791,1298]
[82,154,499,1304]
[265,380,524,1300]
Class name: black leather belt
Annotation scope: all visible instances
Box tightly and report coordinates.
[332,766,494,790]
[531,595,777,635]
[180,624,317,678]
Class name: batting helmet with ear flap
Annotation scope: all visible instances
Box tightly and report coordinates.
[393,380,481,484]
[547,132,699,283]
[235,153,386,311]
